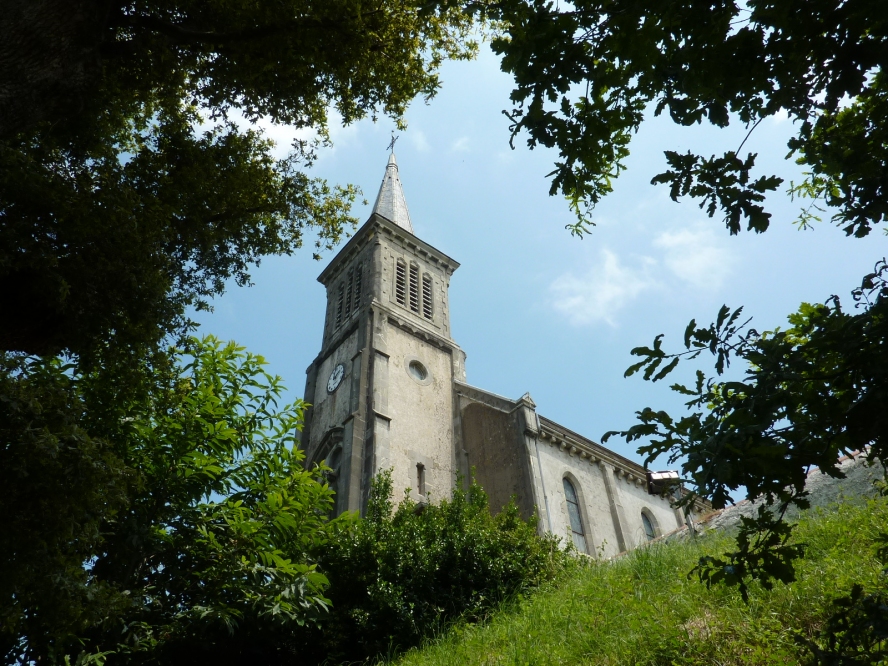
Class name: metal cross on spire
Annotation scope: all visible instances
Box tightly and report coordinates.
[386,133,399,153]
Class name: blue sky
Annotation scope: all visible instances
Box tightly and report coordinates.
[195,45,886,468]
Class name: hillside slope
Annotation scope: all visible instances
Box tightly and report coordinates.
[392,457,886,666]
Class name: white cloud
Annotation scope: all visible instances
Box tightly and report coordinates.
[196,107,367,161]
[255,119,318,160]
[770,108,789,124]
[550,250,655,326]
[653,227,735,289]
[410,130,430,152]
[324,109,362,152]
[451,136,470,153]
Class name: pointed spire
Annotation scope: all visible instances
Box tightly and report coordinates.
[372,152,414,234]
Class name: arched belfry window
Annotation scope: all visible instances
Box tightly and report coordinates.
[641,510,657,541]
[422,274,433,319]
[408,263,420,313]
[353,263,363,312]
[335,282,344,328]
[395,259,407,306]
[563,477,588,554]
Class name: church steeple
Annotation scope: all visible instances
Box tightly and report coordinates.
[372,152,414,234]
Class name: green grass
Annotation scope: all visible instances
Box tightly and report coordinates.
[390,496,888,666]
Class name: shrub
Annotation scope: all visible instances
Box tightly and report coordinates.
[292,471,570,664]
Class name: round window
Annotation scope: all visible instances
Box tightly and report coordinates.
[408,360,428,381]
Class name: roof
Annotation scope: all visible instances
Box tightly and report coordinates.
[372,152,414,233]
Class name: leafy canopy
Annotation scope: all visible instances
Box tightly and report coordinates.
[605,261,888,600]
[485,0,887,236]
[0,0,476,358]
[1,336,343,664]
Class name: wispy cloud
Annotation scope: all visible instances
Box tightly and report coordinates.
[653,227,735,290]
[410,130,430,152]
[550,250,655,326]
[451,136,470,153]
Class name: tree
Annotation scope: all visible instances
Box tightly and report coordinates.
[604,261,887,599]
[0,1,476,359]
[486,0,886,237]
[1,337,342,664]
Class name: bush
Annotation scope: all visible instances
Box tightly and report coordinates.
[292,471,570,664]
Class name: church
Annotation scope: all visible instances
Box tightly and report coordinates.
[299,153,703,558]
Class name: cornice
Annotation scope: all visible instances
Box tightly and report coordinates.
[537,417,710,511]
[377,219,459,275]
[309,317,362,370]
[385,306,460,354]
[318,214,459,286]
[537,417,647,488]
[453,380,517,413]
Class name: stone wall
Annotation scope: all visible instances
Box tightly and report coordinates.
[304,328,360,462]
[378,318,458,503]
[535,421,692,558]
[461,402,536,518]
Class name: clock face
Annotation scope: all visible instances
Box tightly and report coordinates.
[326,363,345,394]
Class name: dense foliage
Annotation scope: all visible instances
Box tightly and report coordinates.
[292,471,569,664]
[0,337,341,664]
[0,0,476,359]
[485,0,886,236]
[604,260,888,600]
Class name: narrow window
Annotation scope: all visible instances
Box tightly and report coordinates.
[344,270,353,316]
[395,260,407,306]
[641,511,656,541]
[325,447,343,518]
[409,264,419,313]
[422,274,433,319]
[335,282,344,328]
[353,263,362,312]
[563,478,588,554]
[416,463,426,496]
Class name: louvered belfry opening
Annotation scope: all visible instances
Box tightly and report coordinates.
[408,264,420,313]
[353,263,362,312]
[335,282,344,328]
[395,259,407,305]
[422,274,433,319]
[331,263,365,333]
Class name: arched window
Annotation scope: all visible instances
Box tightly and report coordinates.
[353,263,363,312]
[409,263,420,312]
[344,269,353,314]
[563,477,588,554]
[395,259,407,306]
[335,282,344,328]
[422,274,433,319]
[641,510,657,541]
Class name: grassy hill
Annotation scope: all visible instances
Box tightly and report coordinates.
[389,491,887,665]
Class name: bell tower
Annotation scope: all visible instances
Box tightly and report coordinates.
[300,153,466,514]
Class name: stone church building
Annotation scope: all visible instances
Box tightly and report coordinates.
[299,153,702,558]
